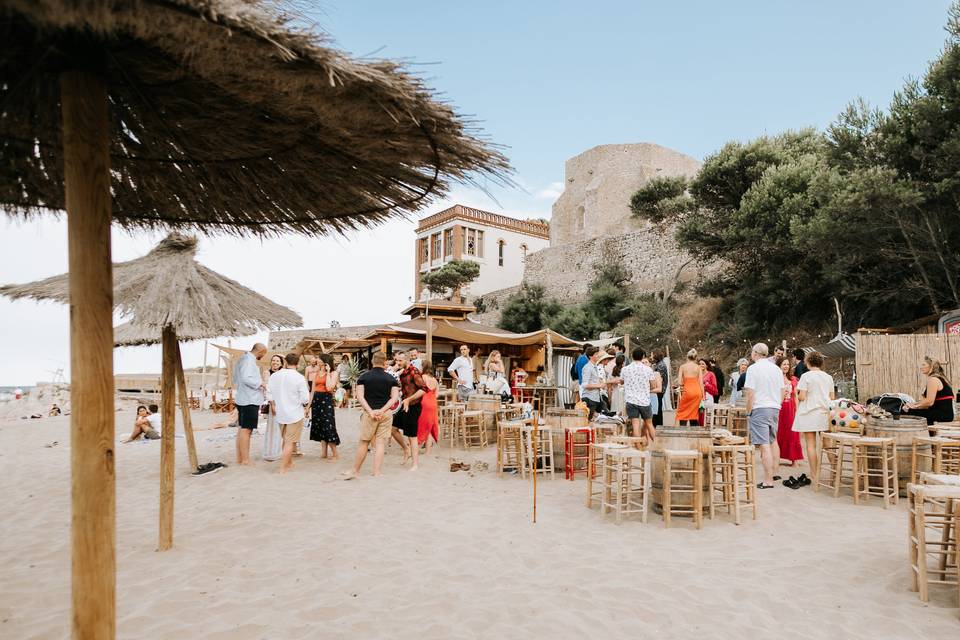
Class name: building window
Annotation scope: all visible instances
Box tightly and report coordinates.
[420,238,429,265]
[444,228,453,257]
[520,243,528,263]
[463,227,484,258]
[498,239,505,266]
[431,233,441,260]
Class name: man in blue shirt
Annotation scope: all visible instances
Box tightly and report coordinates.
[574,343,593,384]
[233,343,267,465]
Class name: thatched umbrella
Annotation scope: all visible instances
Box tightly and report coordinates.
[2,233,302,530]
[1,2,510,636]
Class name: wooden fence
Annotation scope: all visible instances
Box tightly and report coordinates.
[855,332,960,401]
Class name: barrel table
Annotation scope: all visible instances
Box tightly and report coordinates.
[863,415,930,496]
[651,427,713,514]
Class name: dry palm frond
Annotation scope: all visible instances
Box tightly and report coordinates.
[0,0,512,236]
[1,233,302,338]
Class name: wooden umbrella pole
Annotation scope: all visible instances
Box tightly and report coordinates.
[174,344,199,471]
[545,332,553,384]
[158,326,177,550]
[62,68,116,640]
[532,412,538,524]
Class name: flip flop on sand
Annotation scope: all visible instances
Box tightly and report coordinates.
[339,471,358,481]
[757,483,775,489]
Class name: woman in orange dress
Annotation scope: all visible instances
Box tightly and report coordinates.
[417,360,440,455]
[675,348,704,426]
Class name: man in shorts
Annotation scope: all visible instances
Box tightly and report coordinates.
[267,353,310,473]
[578,346,605,419]
[621,348,656,443]
[343,352,400,479]
[233,342,267,465]
[745,342,783,488]
[447,344,475,402]
[392,350,426,470]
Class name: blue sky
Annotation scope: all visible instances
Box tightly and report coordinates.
[0,1,954,385]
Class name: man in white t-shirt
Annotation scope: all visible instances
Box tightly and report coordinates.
[620,347,657,442]
[744,342,783,488]
[267,353,310,474]
[447,344,475,402]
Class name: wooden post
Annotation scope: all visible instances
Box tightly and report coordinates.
[174,343,199,471]
[426,318,434,363]
[380,336,388,357]
[62,69,116,640]
[624,333,631,357]
[158,326,177,550]
[545,331,554,383]
[200,340,208,404]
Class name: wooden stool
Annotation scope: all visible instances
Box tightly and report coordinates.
[907,483,960,604]
[662,449,703,529]
[852,437,898,507]
[727,410,748,439]
[591,422,622,443]
[497,420,526,477]
[607,435,647,449]
[439,403,464,448]
[523,424,555,480]
[711,407,730,430]
[600,448,652,524]
[564,426,593,480]
[462,410,488,449]
[587,442,627,508]
[709,444,757,524]
[816,433,859,497]
[920,472,960,487]
[913,437,960,483]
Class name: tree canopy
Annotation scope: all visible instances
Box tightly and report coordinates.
[420,259,480,298]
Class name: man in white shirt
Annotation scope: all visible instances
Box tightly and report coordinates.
[409,348,423,372]
[267,353,310,474]
[447,344,475,402]
[744,343,783,488]
[621,348,657,442]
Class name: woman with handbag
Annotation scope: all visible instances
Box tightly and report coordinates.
[309,354,341,460]
[262,354,284,462]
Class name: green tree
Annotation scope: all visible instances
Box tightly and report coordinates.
[616,296,677,349]
[497,284,562,333]
[420,259,480,299]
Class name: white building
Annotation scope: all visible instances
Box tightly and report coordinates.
[414,204,550,301]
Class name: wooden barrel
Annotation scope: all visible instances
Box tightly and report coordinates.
[544,409,589,470]
[863,416,930,496]
[651,427,713,513]
[467,393,500,443]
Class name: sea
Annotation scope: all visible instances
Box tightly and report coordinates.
[0,386,35,402]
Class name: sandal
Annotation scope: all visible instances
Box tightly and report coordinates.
[783,476,797,488]
[797,473,812,487]
[756,483,774,489]
[773,475,782,481]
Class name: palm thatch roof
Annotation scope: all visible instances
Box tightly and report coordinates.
[0,233,302,337]
[0,0,512,235]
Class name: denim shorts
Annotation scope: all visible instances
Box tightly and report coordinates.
[748,408,779,445]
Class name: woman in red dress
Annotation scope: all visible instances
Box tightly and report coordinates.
[417,360,440,455]
[776,356,803,465]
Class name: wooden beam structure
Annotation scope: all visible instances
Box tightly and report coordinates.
[158,326,177,551]
[174,345,199,471]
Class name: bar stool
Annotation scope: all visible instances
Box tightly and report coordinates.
[816,433,859,497]
[709,444,757,524]
[591,422,622,443]
[727,410,748,439]
[564,425,593,480]
[662,449,703,529]
[586,442,627,508]
[913,437,960,483]
[462,410,487,449]
[607,435,647,449]
[439,403,464,448]
[852,436,898,508]
[711,407,730,430]
[497,419,526,477]
[600,448,652,524]
[907,483,960,603]
[523,423,555,480]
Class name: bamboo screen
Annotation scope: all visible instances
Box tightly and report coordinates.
[855,332,960,401]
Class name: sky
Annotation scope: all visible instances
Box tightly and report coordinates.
[0,0,954,386]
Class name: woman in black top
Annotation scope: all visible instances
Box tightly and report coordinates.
[902,356,956,425]
[651,349,669,427]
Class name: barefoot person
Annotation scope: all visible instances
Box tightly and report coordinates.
[343,352,400,479]
[417,360,440,455]
[234,343,267,465]
[267,353,310,474]
[745,343,783,489]
[393,350,427,470]
[123,404,160,442]
[309,354,340,461]
[336,354,353,408]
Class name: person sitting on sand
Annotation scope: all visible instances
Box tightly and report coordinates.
[123,404,161,442]
[48,404,61,417]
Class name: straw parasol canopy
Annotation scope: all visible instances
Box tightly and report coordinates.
[1,0,512,234]
[1,233,302,338]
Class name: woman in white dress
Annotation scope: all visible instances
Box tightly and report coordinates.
[484,350,511,398]
[793,351,834,484]
[262,354,284,462]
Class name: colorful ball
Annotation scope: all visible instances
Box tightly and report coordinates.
[851,413,859,421]
[849,420,858,429]
[839,411,846,418]
[831,419,837,425]
[839,401,848,409]
[839,420,846,427]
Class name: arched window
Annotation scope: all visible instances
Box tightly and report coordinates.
[520,243,528,264]
[497,239,505,266]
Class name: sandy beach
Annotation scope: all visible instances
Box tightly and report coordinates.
[0,407,956,639]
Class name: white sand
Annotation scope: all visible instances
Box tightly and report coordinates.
[0,408,957,639]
